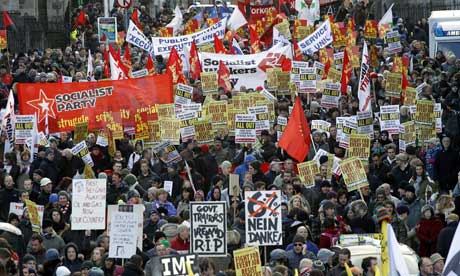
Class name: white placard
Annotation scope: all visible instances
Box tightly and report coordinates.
[71,179,106,230]
[109,211,139,259]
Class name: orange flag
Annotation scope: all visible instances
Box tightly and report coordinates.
[189,40,202,80]
[249,25,261,54]
[166,46,186,85]
[278,97,311,162]
[214,34,227,54]
[146,55,156,75]
[218,61,232,93]
[341,48,351,94]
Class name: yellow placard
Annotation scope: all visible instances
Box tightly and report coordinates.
[25,200,41,233]
[147,120,161,143]
[159,119,181,145]
[201,72,219,94]
[297,161,320,188]
[348,134,371,160]
[413,100,434,128]
[156,103,176,120]
[385,73,402,98]
[234,247,262,276]
[194,120,214,144]
[74,122,88,143]
[339,157,369,191]
[206,101,228,126]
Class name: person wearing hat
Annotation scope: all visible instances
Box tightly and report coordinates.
[401,184,424,229]
[37,177,53,206]
[416,205,444,257]
[430,253,445,275]
[161,162,183,202]
[90,144,111,176]
[151,188,177,216]
[88,267,104,276]
[260,130,277,162]
[269,249,289,268]
[43,248,62,276]
[143,209,168,242]
[286,235,316,270]
[437,213,459,257]
[390,153,413,189]
[38,148,60,185]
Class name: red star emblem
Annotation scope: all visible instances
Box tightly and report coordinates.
[26,89,56,123]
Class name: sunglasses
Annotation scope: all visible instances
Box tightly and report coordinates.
[294,243,303,247]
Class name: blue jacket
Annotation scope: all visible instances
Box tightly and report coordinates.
[234,155,256,185]
[151,200,177,217]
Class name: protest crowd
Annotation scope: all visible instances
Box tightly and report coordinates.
[1,0,460,275]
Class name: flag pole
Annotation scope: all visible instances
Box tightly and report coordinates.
[184,159,197,194]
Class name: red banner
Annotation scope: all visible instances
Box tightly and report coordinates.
[18,74,173,133]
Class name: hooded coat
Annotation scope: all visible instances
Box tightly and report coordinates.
[234,155,256,185]
[416,205,445,257]
[62,243,82,273]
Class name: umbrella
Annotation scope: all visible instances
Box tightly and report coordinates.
[0,223,22,236]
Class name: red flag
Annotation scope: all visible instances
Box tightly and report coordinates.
[281,57,292,72]
[109,45,130,79]
[189,40,202,80]
[341,49,351,94]
[249,25,261,54]
[146,55,156,75]
[122,45,132,71]
[278,97,311,162]
[166,46,186,85]
[214,34,227,54]
[2,11,14,29]
[293,39,302,61]
[132,9,143,31]
[218,61,232,93]
[103,47,110,78]
[74,10,86,28]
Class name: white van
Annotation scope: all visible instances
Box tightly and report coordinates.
[429,10,460,58]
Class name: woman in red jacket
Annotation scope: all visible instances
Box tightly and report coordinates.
[318,218,341,249]
[416,205,445,257]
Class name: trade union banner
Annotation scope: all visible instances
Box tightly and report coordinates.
[17,74,173,133]
[200,44,292,89]
[152,18,227,58]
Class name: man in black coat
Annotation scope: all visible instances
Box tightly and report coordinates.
[437,214,459,257]
[39,149,60,185]
[435,137,460,192]
[0,175,19,222]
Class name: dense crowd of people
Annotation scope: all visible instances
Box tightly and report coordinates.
[0,0,460,276]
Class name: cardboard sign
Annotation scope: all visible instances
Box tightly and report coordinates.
[175,83,193,106]
[356,111,374,137]
[297,160,320,188]
[200,72,218,94]
[386,30,402,54]
[14,115,35,144]
[321,82,341,108]
[399,121,416,152]
[147,120,161,143]
[159,119,181,145]
[379,105,400,134]
[338,117,358,149]
[413,100,434,128]
[235,114,257,144]
[403,87,417,106]
[152,141,182,164]
[190,202,227,256]
[327,67,341,83]
[107,204,143,253]
[71,179,106,230]
[71,141,94,167]
[339,157,368,191]
[109,210,139,258]
[245,190,282,246]
[177,111,197,142]
[229,174,240,197]
[234,247,262,276]
[206,101,228,127]
[347,134,371,160]
[435,103,442,133]
[74,122,88,143]
[25,200,42,233]
[98,17,118,43]
[385,73,402,98]
[299,67,317,93]
[194,120,214,144]
[248,106,269,135]
[161,254,199,276]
